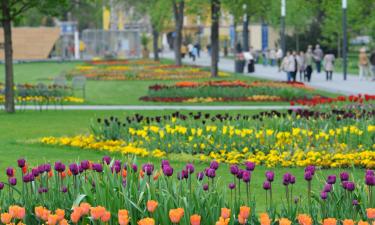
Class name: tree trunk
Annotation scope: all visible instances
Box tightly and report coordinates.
[152,25,159,61]
[1,0,15,113]
[211,0,220,78]
[296,32,300,52]
[172,0,184,66]
[243,15,249,52]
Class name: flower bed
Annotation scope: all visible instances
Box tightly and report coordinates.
[67,59,230,81]
[0,158,374,225]
[140,81,322,103]
[40,109,375,168]
[0,83,84,104]
[291,94,375,106]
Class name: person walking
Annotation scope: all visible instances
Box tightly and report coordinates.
[181,44,187,58]
[290,51,298,82]
[276,48,283,71]
[305,47,314,82]
[370,49,375,81]
[358,47,370,81]
[262,48,269,66]
[188,43,194,60]
[323,52,335,81]
[297,51,306,81]
[280,51,291,81]
[313,44,324,73]
[270,48,276,66]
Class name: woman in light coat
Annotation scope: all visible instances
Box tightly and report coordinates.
[323,53,335,81]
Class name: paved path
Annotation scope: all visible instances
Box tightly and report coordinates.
[1,105,305,111]
[161,52,375,95]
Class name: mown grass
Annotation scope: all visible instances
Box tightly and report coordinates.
[0,110,365,211]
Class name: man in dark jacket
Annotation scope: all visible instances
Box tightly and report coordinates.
[370,50,375,81]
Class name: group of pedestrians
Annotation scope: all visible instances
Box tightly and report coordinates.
[280,44,335,82]
[181,42,201,61]
[359,47,375,81]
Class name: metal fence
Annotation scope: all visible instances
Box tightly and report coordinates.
[81,29,141,59]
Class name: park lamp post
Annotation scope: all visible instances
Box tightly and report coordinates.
[243,4,249,52]
[281,0,286,57]
[342,0,348,80]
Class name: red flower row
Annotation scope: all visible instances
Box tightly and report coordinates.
[290,94,375,106]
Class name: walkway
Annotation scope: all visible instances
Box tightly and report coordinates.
[161,51,375,95]
[1,105,305,111]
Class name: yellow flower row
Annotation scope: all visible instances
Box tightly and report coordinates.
[0,96,84,103]
[183,95,283,103]
[40,135,375,168]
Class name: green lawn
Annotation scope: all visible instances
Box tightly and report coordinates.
[0,61,337,105]
[0,110,365,212]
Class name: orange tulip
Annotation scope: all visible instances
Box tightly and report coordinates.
[343,219,355,225]
[48,214,59,225]
[22,164,28,174]
[238,215,246,225]
[67,169,72,176]
[239,206,250,219]
[138,217,155,225]
[55,209,65,221]
[279,218,292,225]
[297,214,312,225]
[60,172,66,179]
[367,208,375,219]
[48,170,53,177]
[259,213,271,225]
[153,172,160,180]
[140,170,145,178]
[90,206,106,220]
[59,219,69,225]
[169,208,184,224]
[190,214,201,225]
[101,211,111,222]
[70,210,81,224]
[80,203,91,215]
[118,210,129,225]
[147,200,158,213]
[358,221,370,225]
[216,217,230,225]
[1,213,12,224]
[221,208,230,219]
[9,205,25,220]
[323,218,337,225]
[122,169,127,178]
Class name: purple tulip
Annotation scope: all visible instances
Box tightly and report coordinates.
[210,161,219,170]
[0,182,4,190]
[283,173,292,185]
[203,184,209,191]
[352,200,358,205]
[230,165,239,175]
[320,191,328,200]
[122,179,127,187]
[142,164,153,176]
[22,173,34,183]
[111,165,121,174]
[304,171,313,181]
[327,175,336,184]
[186,163,195,174]
[340,172,349,182]
[161,160,170,168]
[61,186,68,193]
[9,177,17,186]
[44,164,51,172]
[290,175,296,184]
[80,160,90,170]
[6,167,14,177]
[206,168,216,178]
[236,170,244,179]
[123,163,127,170]
[366,170,374,176]
[305,165,316,175]
[132,164,138,172]
[244,161,256,171]
[54,161,65,173]
[17,159,26,168]
[163,166,174,177]
[182,169,189,179]
[263,181,271,190]
[323,184,332,192]
[114,160,121,167]
[92,163,103,173]
[345,181,355,191]
[197,172,204,181]
[242,171,251,183]
[365,175,375,186]
[265,171,274,182]
[229,183,236,189]
[69,163,79,176]
[102,156,111,165]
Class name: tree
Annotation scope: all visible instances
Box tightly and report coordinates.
[172,0,184,66]
[210,0,220,77]
[1,0,69,113]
